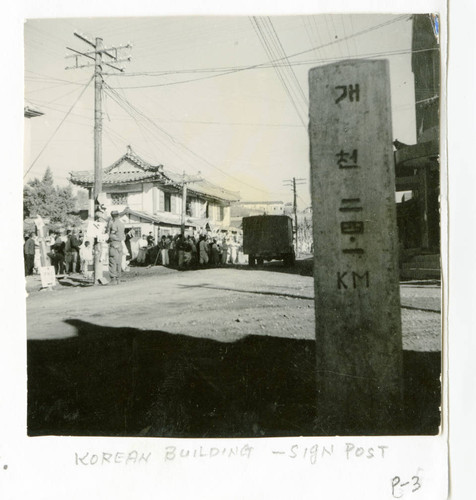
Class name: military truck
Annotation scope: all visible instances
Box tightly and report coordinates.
[242,215,295,266]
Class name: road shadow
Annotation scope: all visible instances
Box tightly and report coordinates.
[231,258,314,277]
[141,257,315,276]
[27,320,440,437]
[177,283,313,301]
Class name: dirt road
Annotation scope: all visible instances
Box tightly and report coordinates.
[26,265,440,352]
[26,264,441,437]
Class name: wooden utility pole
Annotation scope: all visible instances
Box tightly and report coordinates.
[309,60,402,434]
[180,172,203,236]
[181,171,188,236]
[66,32,131,212]
[93,37,103,205]
[66,33,131,283]
[283,176,306,255]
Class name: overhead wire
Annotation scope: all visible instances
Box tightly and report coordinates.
[107,45,432,81]
[340,15,352,57]
[27,16,420,192]
[301,17,318,60]
[305,16,324,62]
[266,17,308,105]
[250,16,307,127]
[24,75,94,179]
[103,82,202,170]
[109,14,411,89]
[348,16,359,54]
[102,81,279,195]
[24,99,94,122]
[105,86,159,160]
[24,81,85,95]
[324,16,338,57]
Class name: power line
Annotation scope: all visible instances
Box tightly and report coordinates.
[328,15,343,58]
[340,15,352,57]
[109,15,411,89]
[24,75,94,179]
[102,81,279,196]
[103,82,203,170]
[266,17,308,105]
[109,43,431,90]
[24,81,85,95]
[109,45,434,82]
[250,16,307,127]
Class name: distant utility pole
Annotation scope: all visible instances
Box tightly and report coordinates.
[66,32,132,215]
[283,176,306,254]
[180,171,203,235]
[66,33,131,284]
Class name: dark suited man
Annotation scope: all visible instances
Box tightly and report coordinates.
[107,210,125,285]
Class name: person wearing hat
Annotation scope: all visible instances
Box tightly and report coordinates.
[106,210,125,285]
[23,232,36,276]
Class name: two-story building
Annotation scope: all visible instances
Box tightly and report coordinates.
[69,146,240,240]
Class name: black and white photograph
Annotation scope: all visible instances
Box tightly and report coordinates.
[23,13,442,439]
[6,0,476,497]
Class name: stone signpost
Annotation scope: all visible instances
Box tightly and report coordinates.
[34,215,56,289]
[309,60,403,434]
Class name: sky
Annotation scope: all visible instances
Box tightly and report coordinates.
[24,14,420,208]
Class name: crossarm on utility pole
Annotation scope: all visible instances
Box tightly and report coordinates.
[66,31,131,284]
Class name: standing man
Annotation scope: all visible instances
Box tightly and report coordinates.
[198,235,209,267]
[64,230,73,273]
[24,232,36,276]
[147,231,155,247]
[183,236,193,268]
[79,240,94,278]
[176,234,185,269]
[48,232,66,275]
[125,228,134,263]
[107,210,125,285]
[158,235,170,266]
[70,229,81,274]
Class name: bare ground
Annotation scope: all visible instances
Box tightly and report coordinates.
[25,262,441,437]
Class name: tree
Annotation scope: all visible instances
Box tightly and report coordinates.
[23,167,81,228]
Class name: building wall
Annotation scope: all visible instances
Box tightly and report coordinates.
[128,190,142,211]
[142,183,154,214]
[98,182,232,227]
[102,184,142,212]
[222,206,231,226]
[412,15,440,141]
[170,194,180,214]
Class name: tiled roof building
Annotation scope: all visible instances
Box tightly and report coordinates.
[70,146,240,237]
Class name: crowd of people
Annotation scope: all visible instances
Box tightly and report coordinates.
[23,228,94,278]
[24,223,243,279]
[129,231,243,269]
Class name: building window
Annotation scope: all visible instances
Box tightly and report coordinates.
[164,192,171,212]
[219,205,225,221]
[127,227,141,238]
[111,193,128,205]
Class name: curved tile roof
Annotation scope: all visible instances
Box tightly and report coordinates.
[70,147,240,202]
[70,170,163,185]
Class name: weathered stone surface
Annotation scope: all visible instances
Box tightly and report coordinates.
[309,60,403,434]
